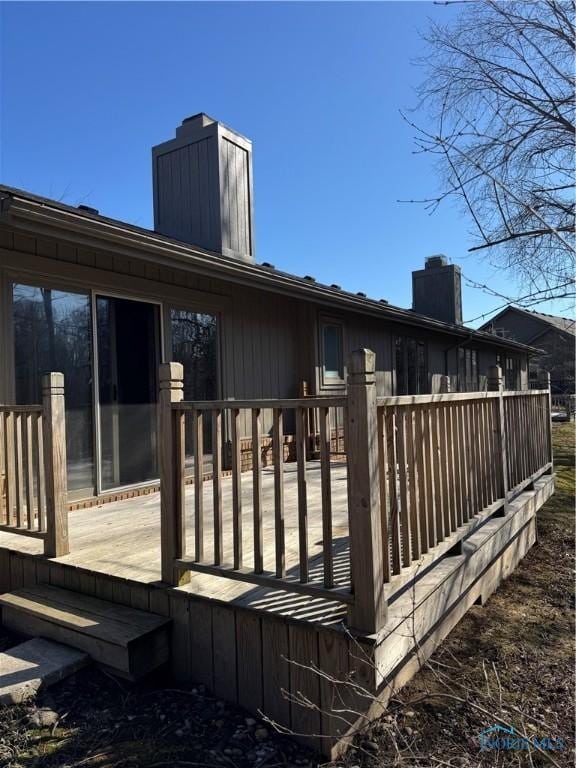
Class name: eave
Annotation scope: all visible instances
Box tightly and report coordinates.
[0,187,540,355]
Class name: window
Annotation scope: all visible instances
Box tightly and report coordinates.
[505,356,520,390]
[395,336,428,395]
[458,348,479,392]
[319,319,344,387]
[170,310,218,401]
[170,310,218,464]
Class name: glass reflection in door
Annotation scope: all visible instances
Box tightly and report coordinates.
[12,284,95,494]
[96,296,160,490]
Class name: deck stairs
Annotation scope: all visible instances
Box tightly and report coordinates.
[0,584,172,681]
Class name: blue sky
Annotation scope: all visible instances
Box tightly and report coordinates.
[0,1,570,326]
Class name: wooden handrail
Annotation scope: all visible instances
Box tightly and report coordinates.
[0,405,43,414]
[173,397,347,410]
[376,390,549,408]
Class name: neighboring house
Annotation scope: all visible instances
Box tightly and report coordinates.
[0,113,536,502]
[480,306,575,394]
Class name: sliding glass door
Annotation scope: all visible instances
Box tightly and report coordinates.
[11,282,218,498]
[95,295,161,491]
[12,284,95,494]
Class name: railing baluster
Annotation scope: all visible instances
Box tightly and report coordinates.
[422,405,436,549]
[295,406,309,583]
[463,401,474,518]
[488,398,498,502]
[431,405,444,540]
[15,413,25,527]
[36,413,46,532]
[396,406,412,567]
[386,408,401,575]
[452,404,463,528]
[513,397,521,485]
[407,407,421,560]
[212,409,223,565]
[457,402,469,523]
[174,407,187,555]
[472,401,482,513]
[446,404,457,532]
[0,413,7,526]
[252,408,263,574]
[273,408,285,578]
[319,406,334,588]
[529,396,535,473]
[479,400,487,509]
[193,408,204,562]
[415,405,428,554]
[461,403,469,522]
[376,407,390,581]
[522,397,530,477]
[515,397,521,486]
[25,412,34,529]
[485,399,496,505]
[231,407,242,570]
[477,400,487,511]
[439,406,451,532]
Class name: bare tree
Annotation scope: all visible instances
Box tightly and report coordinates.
[406,0,575,305]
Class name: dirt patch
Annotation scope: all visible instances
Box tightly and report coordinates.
[0,666,317,767]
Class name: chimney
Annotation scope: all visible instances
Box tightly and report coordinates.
[412,255,462,325]
[152,114,255,262]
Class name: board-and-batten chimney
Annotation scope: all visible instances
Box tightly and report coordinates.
[152,114,255,262]
[412,255,463,325]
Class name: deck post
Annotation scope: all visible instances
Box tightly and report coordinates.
[159,362,189,585]
[488,364,509,504]
[42,372,69,557]
[346,349,387,634]
[538,370,553,465]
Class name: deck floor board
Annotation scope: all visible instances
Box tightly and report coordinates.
[0,461,351,625]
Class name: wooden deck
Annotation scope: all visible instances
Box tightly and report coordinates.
[0,364,556,757]
[0,460,351,627]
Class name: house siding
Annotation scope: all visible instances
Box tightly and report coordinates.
[0,223,530,442]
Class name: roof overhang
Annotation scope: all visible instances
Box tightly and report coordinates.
[0,186,540,355]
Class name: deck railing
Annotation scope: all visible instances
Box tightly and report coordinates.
[159,362,350,602]
[159,355,553,635]
[374,385,552,588]
[0,373,69,557]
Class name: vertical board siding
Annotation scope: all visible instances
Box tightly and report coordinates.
[156,139,220,251]
[221,138,251,257]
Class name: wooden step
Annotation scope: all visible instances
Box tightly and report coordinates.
[0,584,171,680]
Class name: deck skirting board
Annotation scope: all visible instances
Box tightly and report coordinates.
[0,474,553,759]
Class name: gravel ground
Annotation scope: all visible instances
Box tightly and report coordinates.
[0,663,318,768]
